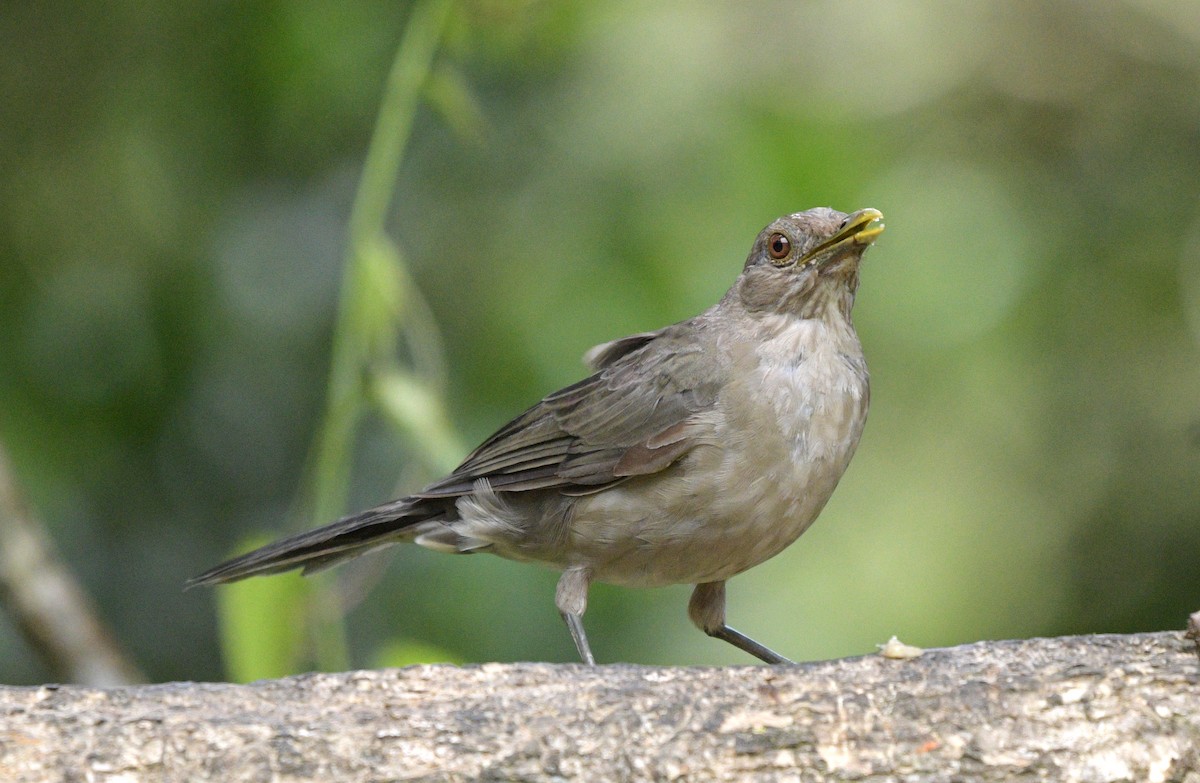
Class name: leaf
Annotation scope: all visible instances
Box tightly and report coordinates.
[215,536,310,682]
[423,63,487,145]
[372,368,466,474]
[371,638,463,668]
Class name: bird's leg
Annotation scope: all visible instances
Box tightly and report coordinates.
[556,566,595,665]
[688,581,794,665]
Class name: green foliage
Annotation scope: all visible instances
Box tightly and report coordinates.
[373,369,465,475]
[371,639,464,669]
[289,0,459,674]
[1,1,1198,683]
[215,537,309,683]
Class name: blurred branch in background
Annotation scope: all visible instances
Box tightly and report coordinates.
[216,0,464,678]
[0,442,144,686]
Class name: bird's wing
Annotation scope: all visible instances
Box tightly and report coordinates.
[418,321,721,498]
[188,321,722,586]
[582,329,663,371]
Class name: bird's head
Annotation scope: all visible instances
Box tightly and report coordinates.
[733,207,884,319]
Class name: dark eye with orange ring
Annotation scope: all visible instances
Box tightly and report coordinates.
[767,232,791,261]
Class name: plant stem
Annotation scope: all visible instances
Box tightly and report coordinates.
[306,0,456,672]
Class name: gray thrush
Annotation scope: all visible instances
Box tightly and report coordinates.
[190,206,885,665]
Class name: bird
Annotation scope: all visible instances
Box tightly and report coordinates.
[189,206,885,665]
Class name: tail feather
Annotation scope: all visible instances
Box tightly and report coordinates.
[187,498,431,588]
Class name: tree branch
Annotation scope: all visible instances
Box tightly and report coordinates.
[1,631,1195,781]
[0,443,143,687]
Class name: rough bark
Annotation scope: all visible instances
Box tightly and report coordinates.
[1,632,1196,782]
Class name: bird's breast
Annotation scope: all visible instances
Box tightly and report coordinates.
[745,314,869,469]
[708,315,869,562]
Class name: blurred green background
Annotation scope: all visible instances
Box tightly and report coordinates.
[2,0,1198,684]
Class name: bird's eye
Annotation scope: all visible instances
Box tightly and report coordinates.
[767,233,791,261]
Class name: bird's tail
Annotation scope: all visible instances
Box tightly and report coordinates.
[186,498,430,588]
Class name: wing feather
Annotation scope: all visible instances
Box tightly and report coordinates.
[418,318,721,499]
